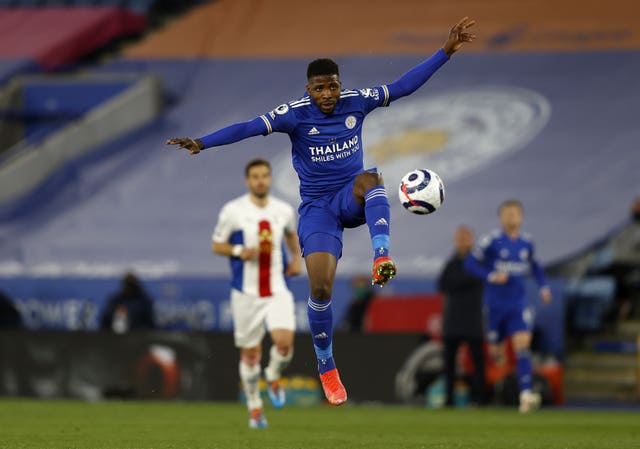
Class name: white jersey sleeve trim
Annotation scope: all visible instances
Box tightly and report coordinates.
[259,115,273,134]
[381,85,390,106]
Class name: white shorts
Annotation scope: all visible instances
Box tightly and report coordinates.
[230,288,296,348]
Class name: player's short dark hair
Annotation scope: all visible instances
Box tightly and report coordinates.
[307,58,339,79]
[245,158,271,177]
[498,199,524,214]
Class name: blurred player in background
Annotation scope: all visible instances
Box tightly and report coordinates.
[465,200,552,413]
[168,17,475,405]
[211,158,302,428]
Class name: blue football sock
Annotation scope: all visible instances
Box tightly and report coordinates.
[516,349,533,392]
[364,186,390,260]
[307,297,335,374]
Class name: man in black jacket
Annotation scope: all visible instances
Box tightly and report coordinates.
[437,225,486,406]
[101,272,155,332]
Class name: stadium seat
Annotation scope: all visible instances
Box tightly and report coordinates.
[566,277,616,332]
[98,0,125,6]
[126,0,156,14]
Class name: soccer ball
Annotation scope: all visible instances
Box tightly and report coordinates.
[398,169,445,215]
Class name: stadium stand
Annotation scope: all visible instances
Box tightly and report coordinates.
[0,0,637,277]
[0,59,37,86]
[0,1,168,14]
[16,78,135,142]
[124,0,640,57]
[1,51,636,277]
[0,7,146,70]
[0,73,162,209]
[0,0,638,403]
[0,1,204,83]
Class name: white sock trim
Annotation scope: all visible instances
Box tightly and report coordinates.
[308,297,331,311]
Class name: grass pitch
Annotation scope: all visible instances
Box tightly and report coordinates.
[0,399,638,449]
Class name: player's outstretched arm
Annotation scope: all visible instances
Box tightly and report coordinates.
[463,251,494,282]
[166,117,268,155]
[442,16,476,56]
[385,17,475,101]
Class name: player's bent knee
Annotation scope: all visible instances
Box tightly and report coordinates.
[309,282,333,301]
[277,337,295,351]
[271,330,294,354]
[241,348,262,366]
[310,287,332,301]
[276,345,293,356]
[512,332,532,351]
[241,354,261,366]
[356,171,382,187]
[354,172,383,202]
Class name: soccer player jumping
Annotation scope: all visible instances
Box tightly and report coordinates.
[167,17,475,405]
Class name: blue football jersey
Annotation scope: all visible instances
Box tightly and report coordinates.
[259,87,390,202]
[465,230,548,306]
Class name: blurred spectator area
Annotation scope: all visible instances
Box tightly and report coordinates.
[0,72,162,213]
[0,7,146,70]
[548,200,640,332]
[0,1,209,84]
[122,0,640,58]
[0,76,136,150]
[0,1,188,15]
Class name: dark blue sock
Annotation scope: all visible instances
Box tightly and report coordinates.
[364,186,390,260]
[516,349,533,392]
[307,297,335,374]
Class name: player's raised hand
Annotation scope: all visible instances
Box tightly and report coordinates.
[443,16,476,56]
[166,137,204,155]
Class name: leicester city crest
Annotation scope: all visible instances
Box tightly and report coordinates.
[345,116,357,129]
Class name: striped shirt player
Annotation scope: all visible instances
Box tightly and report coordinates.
[211,159,302,428]
[168,17,476,407]
[464,199,552,413]
[213,194,296,298]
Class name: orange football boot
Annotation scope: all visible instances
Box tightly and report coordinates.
[372,256,397,287]
[319,368,347,406]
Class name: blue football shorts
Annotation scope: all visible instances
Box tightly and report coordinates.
[485,302,533,344]
[297,175,367,259]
